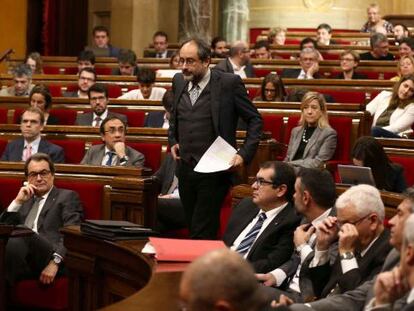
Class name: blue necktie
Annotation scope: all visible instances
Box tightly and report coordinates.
[236,212,267,255]
[105,152,114,166]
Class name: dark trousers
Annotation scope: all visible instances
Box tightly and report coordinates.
[156,197,187,232]
[5,234,54,285]
[371,126,402,138]
[177,160,231,239]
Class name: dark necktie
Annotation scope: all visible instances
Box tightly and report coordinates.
[105,151,114,166]
[24,196,42,230]
[189,84,200,105]
[236,213,267,255]
[94,116,102,127]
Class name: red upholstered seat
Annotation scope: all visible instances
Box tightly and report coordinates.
[48,139,85,164]
[255,68,272,78]
[63,67,78,75]
[95,67,112,75]
[389,156,414,186]
[48,85,63,97]
[107,84,122,98]
[329,117,352,163]
[112,110,146,127]
[262,114,284,141]
[247,87,260,100]
[315,89,367,104]
[0,108,8,124]
[126,142,162,172]
[43,66,61,75]
[49,109,77,125]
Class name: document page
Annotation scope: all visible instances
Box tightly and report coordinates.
[194,136,237,173]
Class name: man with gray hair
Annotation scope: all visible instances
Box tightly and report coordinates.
[281,48,321,79]
[0,64,34,96]
[360,33,395,61]
[179,249,268,311]
[214,40,256,78]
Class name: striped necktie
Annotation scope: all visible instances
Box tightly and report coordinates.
[105,151,114,166]
[236,212,267,255]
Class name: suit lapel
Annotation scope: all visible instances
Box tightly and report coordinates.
[303,127,322,158]
[94,145,106,165]
[290,128,303,159]
[37,187,58,230]
[38,139,49,154]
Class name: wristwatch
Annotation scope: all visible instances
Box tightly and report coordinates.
[52,255,62,265]
[119,156,129,166]
[340,251,355,260]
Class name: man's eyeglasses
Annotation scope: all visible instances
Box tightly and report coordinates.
[178,58,197,66]
[252,178,275,187]
[105,127,125,134]
[337,214,371,227]
[28,170,51,179]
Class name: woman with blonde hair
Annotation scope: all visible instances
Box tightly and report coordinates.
[285,91,337,168]
[390,55,414,82]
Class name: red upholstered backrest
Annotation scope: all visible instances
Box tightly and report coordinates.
[48,85,63,97]
[12,108,24,124]
[315,89,366,104]
[65,84,78,92]
[262,114,284,141]
[95,67,112,75]
[218,189,233,239]
[55,180,103,219]
[126,142,162,172]
[255,68,272,78]
[0,108,8,124]
[49,109,77,125]
[43,66,61,75]
[0,178,23,210]
[48,139,86,164]
[112,110,146,127]
[389,156,414,186]
[329,117,352,161]
[127,85,140,91]
[247,87,260,100]
[64,67,78,75]
[0,139,7,158]
[107,84,122,98]
[284,115,300,144]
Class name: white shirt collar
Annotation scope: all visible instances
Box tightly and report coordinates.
[93,110,108,123]
[311,208,332,228]
[25,136,41,153]
[260,202,288,219]
[407,288,414,304]
[188,68,211,93]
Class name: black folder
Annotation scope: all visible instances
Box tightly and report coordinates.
[81,220,158,240]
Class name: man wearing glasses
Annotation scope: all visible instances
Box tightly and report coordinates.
[4,153,83,285]
[214,40,256,78]
[63,67,97,99]
[223,161,301,273]
[1,107,64,163]
[75,83,127,126]
[81,116,144,167]
[169,38,262,239]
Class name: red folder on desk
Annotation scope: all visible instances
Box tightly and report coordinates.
[149,237,227,262]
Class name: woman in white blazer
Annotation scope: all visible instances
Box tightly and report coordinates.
[367,74,414,138]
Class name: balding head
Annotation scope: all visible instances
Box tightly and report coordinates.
[179,249,266,311]
[229,41,250,66]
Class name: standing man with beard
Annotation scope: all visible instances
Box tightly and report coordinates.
[169,38,262,239]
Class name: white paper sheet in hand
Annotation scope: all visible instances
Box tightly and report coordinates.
[194,136,237,173]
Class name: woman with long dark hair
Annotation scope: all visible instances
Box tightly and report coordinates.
[254,73,287,102]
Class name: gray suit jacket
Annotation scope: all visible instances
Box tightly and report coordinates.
[17,187,83,257]
[285,126,337,169]
[81,144,145,167]
[75,111,128,126]
[214,58,256,78]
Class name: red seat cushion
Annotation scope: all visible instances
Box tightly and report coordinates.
[10,277,68,310]
[48,139,85,164]
[126,142,162,172]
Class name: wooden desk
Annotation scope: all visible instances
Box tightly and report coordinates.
[62,226,185,311]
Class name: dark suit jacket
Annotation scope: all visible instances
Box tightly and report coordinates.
[309,229,391,298]
[1,138,65,163]
[154,153,177,194]
[75,111,128,126]
[360,52,395,61]
[144,111,165,128]
[144,50,175,58]
[281,68,321,79]
[17,187,83,256]
[81,144,145,167]
[333,72,368,79]
[214,58,256,78]
[169,70,262,164]
[223,199,301,273]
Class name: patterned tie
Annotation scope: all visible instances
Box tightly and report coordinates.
[23,144,32,161]
[94,116,102,127]
[105,151,114,166]
[236,212,267,255]
[24,196,43,230]
[189,84,200,105]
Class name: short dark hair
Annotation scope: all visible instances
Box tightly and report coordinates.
[254,40,270,51]
[117,49,137,66]
[29,85,52,110]
[93,25,109,36]
[317,23,332,33]
[99,116,127,135]
[153,31,168,41]
[24,153,55,177]
[370,33,388,49]
[162,90,174,113]
[400,37,414,50]
[300,37,318,50]
[394,23,409,34]
[260,161,296,201]
[88,83,108,99]
[211,36,226,49]
[78,50,96,65]
[23,106,45,125]
[297,168,336,209]
[79,67,97,80]
[179,38,211,62]
[137,67,156,84]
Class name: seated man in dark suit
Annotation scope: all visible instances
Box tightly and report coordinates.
[63,67,96,99]
[75,83,127,126]
[4,153,83,284]
[256,168,337,303]
[81,116,144,167]
[144,89,173,128]
[223,161,301,273]
[360,33,395,61]
[281,48,321,79]
[214,40,256,78]
[254,40,272,60]
[84,25,120,57]
[112,49,139,76]
[1,107,64,163]
[145,31,174,58]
